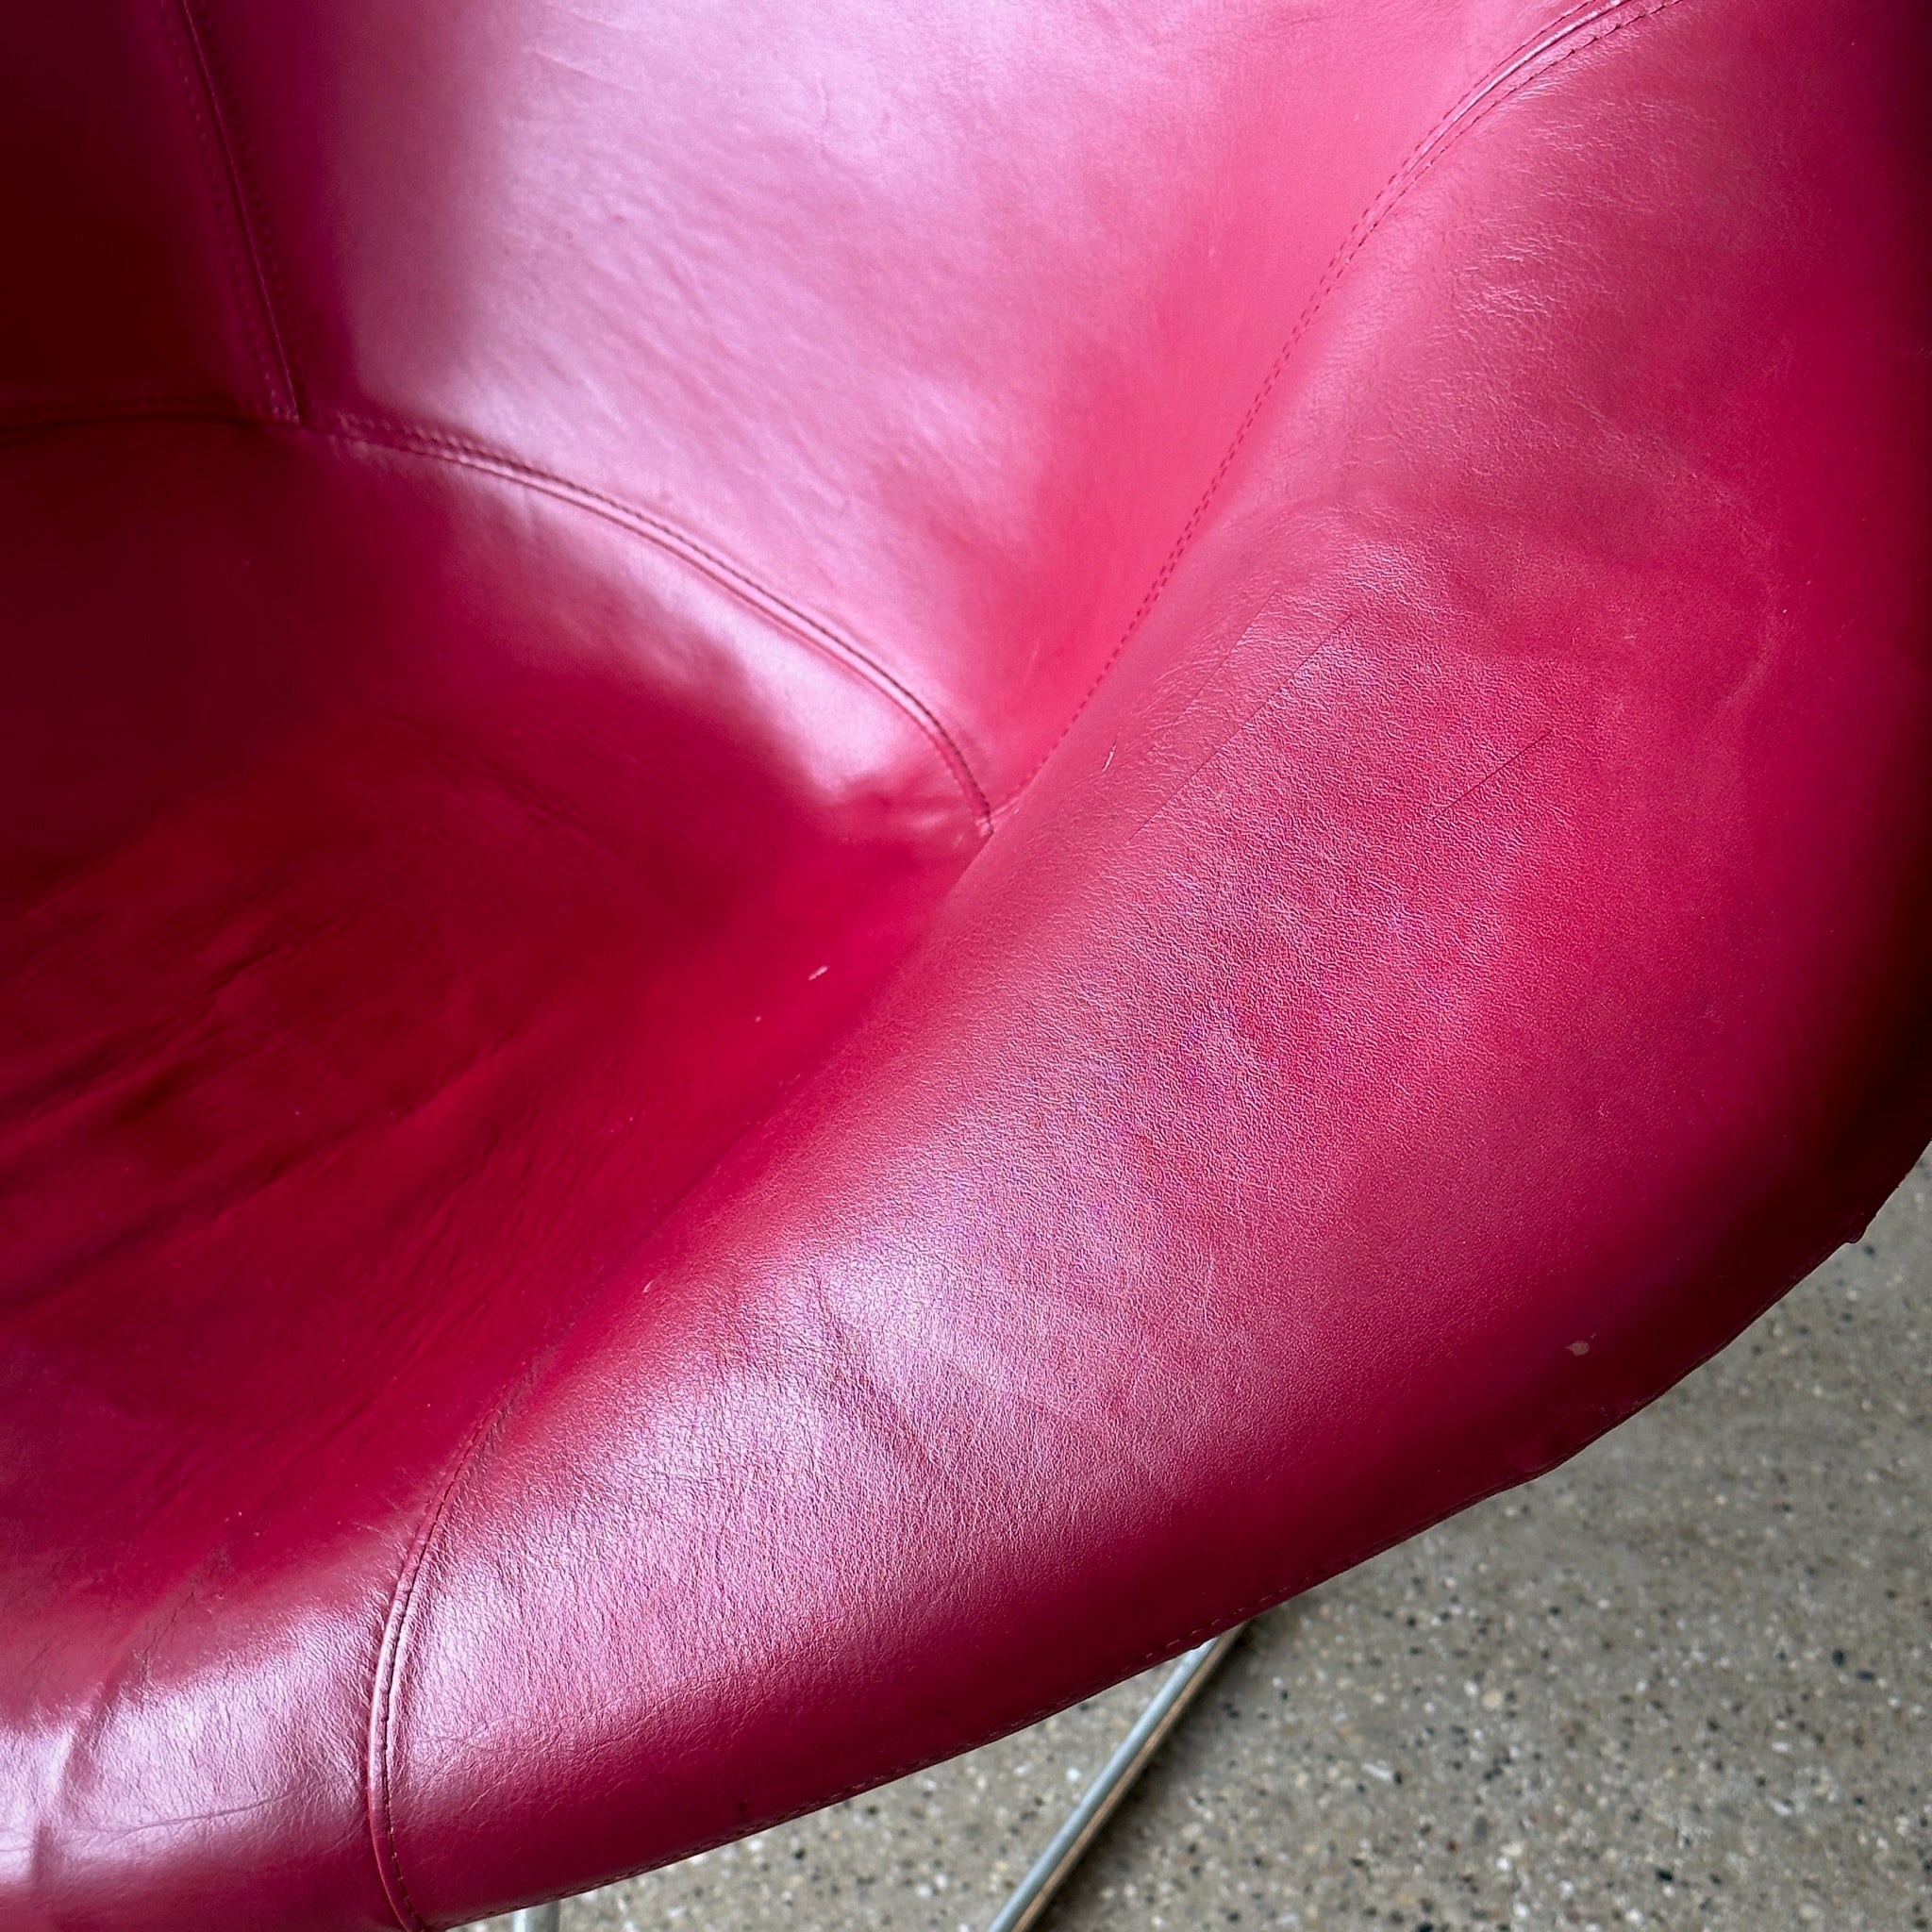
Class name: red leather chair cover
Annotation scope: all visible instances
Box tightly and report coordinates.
[4,2,1928,1925]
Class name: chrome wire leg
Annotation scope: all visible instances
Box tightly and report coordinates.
[507,1906,561,1932]
[983,1624,1246,1932]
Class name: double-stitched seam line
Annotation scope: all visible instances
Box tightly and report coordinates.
[365,1406,503,1932]
[171,0,301,421]
[161,5,285,418]
[1004,0,1686,813]
[356,1074,828,1924]
[0,399,991,833]
[317,409,994,831]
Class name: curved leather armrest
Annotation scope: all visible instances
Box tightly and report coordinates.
[371,1,1932,1920]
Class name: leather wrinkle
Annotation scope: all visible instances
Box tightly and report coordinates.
[1125,617,1354,844]
[716,1139,1879,1856]
[1426,725,1559,824]
[1002,0,1692,813]
[166,0,300,422]
[611,1341,1641,1871]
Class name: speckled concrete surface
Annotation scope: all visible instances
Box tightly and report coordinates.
[477,1151,1932,1932]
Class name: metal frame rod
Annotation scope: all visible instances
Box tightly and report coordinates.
[982,1624,1245,1932]
[506,1906,561,1932]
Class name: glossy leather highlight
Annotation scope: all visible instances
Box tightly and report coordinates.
[3,1,1928,1926]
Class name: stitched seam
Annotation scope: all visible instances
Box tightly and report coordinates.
[370,1416,502,1932]
[162,2,288,417]
[357,1075,846,1923]
[365,1407,502,1932]
[1002,0,1686,812]
[174,0,301,420]
[0,401,991,832]
[316,409,993,830]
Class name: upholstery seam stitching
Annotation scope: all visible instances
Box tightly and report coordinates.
[999,0,1687,814]
[0,402,991,832]
[170,0,300,422]
[365,1407,502,1932]
[357,1084,848,1924]
[319,408,994,831]
[160,1,287,418]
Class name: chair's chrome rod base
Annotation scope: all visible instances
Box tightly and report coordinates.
[506,1906,561,1932]
[982,1624,1246,1932]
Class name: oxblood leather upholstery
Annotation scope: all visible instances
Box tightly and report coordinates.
[3,2,1929,1925]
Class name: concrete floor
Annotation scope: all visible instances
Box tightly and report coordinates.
[482,1151,1932,1932]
